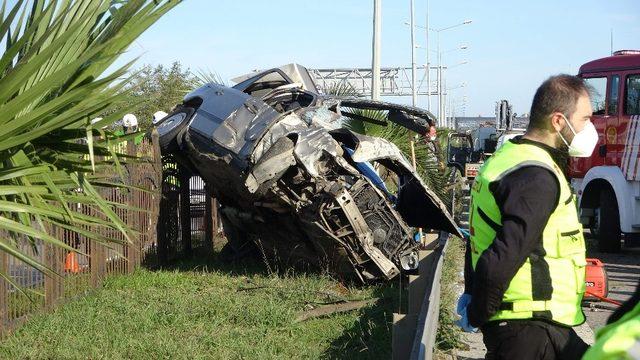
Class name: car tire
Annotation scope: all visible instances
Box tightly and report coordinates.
[156,106,195,152]
[596,187,621,253]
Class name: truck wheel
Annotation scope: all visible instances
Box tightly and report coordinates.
[589,208,600,238]
[596,187,621,253]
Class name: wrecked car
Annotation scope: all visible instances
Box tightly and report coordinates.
[155,64,460,282]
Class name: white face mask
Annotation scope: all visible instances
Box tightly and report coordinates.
[558,115,598,157]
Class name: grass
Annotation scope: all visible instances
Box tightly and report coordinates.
[7,273,92,321]
[435,236,465,352]
[0,244,403,359]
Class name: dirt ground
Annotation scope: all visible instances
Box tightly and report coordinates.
[454,236,640,360]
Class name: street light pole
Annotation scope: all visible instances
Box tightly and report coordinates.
[425,0,430,112]
[372,0,382,101]
[432,20,471,127]
[437,31,442,126]
[410,0,417,107]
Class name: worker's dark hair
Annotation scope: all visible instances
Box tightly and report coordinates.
[528,74,591,131]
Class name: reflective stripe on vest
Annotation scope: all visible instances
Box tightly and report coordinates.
[469,140,586,326]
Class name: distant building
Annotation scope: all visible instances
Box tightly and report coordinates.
[451,116,529,131]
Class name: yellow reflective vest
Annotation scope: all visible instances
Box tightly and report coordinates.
[583,301,640,360]
[470,140,586,326]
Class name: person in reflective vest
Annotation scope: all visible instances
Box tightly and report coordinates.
[457,75,599,359]
[583,285,640,359]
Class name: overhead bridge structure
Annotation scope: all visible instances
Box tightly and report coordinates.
[308,66,438,97]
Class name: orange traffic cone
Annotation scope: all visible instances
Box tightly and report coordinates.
[65,252,80,273]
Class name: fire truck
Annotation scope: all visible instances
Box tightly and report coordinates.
[571,50,640,252]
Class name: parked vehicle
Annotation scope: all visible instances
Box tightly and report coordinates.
[571,50,640,252]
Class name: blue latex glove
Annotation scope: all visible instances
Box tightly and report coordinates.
[458,227,470,240]
[455,294,478,333]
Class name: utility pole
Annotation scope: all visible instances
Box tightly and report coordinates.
[410,0,417,107]
[372,0,382,100]
[425,0,431,112]
[433,20,471,126]
[437,31,442,126]
[442,67,447,127]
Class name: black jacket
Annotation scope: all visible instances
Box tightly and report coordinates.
[466,136,569,327]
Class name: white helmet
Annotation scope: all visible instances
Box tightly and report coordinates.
[122,113,138,128]
[152,111,168,125]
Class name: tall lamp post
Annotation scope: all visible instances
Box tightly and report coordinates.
[425,0,430,111]
[433,20,471,126]
[372,0,382,101]
[410,0,417,106]
[442,61,468,128]
[406,19,471,126]
[445,81,467,128]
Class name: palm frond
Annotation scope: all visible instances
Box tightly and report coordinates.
[0,0,180,286]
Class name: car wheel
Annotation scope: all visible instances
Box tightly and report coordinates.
[156,106,195,152]
[596,187,621,253]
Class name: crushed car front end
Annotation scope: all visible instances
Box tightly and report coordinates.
[155,64,459,282]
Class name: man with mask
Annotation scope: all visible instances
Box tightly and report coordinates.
[456,74,598,359]
[422,125,444,170]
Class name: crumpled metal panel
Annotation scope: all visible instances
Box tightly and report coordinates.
[292,127,343,178]
[232,63,320,93]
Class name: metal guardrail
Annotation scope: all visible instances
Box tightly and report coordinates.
[392,231,451,360]
[410,232,450,359]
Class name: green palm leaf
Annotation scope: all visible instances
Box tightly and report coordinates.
[0,0,180,292]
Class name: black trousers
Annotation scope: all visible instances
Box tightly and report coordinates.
[481,320,589,360]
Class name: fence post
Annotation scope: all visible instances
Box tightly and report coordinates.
[204,185,214,252]
[151,130,168,265]
[128,140,142,272]
[150,129,163,196]
[157,192,169,265]
[179,168,191,256]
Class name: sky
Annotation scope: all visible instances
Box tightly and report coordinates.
[116,0,639,117]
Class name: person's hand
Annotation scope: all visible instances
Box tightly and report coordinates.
[455,294,478,333]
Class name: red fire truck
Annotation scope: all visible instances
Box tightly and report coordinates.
[571,50,640,252]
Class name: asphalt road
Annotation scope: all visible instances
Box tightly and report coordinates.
[583,246,640,330]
